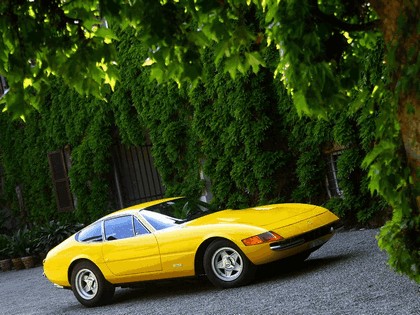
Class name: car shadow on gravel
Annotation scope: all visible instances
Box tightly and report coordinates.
[111,277,215,305]
[67,251,354,309]
[110,254,352,305]
[255,253,353,283]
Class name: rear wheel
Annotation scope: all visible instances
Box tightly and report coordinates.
[204,240,255,288]
[71,261,115,307]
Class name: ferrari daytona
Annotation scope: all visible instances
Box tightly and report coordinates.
[43,197,341,307]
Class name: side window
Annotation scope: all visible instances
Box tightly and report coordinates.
[104,216,134,241]
[77,222,102,242]
[134,217,149,235]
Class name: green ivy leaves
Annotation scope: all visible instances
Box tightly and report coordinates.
[0,0,119,118]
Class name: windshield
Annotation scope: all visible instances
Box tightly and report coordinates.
[140,198,218,229]
[140,210,181,230]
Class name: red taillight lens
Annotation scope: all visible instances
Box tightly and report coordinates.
[242,231,283,246]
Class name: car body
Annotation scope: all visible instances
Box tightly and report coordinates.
[43,197,341,307]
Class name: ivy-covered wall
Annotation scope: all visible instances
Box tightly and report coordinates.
[0,79,116,227]
[0,28,387,228]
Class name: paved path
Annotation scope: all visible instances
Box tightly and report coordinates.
[0,229,419,315]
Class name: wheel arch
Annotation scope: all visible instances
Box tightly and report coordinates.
[68,258,97,286]
[194,237,231,276]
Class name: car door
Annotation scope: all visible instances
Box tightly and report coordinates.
[101,215,162,276]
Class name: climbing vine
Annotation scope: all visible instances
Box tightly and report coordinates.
[0,0,417,284]
[0,27,389,236]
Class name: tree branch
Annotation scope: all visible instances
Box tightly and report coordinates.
[309,0,380,32]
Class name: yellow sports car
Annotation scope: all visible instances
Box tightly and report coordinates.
[43,197,341,307]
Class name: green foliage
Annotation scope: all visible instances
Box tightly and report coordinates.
[0,221,83,259]
[0,78,118,224]
[188,49,293,208]
[285,113,330,204]
[362,82,420,283]
[0,234,11,259]
[112,29,202,198]
[0,0,418,282]
[67,101,114,222]
[285,101,386,224]
[356,28,419,282]
[0,24,385,228]
[34,220,84,253]
[10,228,31,257]
[0,0,118,117]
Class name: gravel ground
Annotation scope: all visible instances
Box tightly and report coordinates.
[0,229,419,315]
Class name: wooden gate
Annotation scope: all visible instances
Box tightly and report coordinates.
[112,143,165,208]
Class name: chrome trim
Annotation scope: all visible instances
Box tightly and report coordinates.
[332,221,344,232]
[269,221,342,251]
[270,238,305,250]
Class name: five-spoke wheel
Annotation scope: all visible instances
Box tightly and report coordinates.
[74,268,99,300]
[211,247,243,281]
[204,240,255,288]
[71,261,115,307]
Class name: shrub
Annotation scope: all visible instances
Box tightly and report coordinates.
[0,234,12,260]
[35,220,84,253]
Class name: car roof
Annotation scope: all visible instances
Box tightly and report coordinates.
[101,197,183,220]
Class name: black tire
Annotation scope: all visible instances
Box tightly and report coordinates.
[71,261,115,307]
[203,240,256,288]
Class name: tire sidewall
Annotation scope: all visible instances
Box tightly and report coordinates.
[203,239,255,288]
[71,261,114,307]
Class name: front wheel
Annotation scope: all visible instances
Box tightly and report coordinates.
[204,240,256,288]
[71,261,115,307]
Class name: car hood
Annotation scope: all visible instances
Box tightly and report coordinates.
[186,203,328,229]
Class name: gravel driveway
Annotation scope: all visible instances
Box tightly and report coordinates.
[0,229,419,315]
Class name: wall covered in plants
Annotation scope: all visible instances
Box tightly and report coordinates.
[0,27,387,229]
[0,78,117,226]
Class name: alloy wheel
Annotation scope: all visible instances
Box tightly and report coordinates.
[211,246,244,281]
[74,268,98,300]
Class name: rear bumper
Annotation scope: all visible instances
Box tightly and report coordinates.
[270,220,343,251]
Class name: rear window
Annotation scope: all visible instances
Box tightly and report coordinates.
[76,221,102,242]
